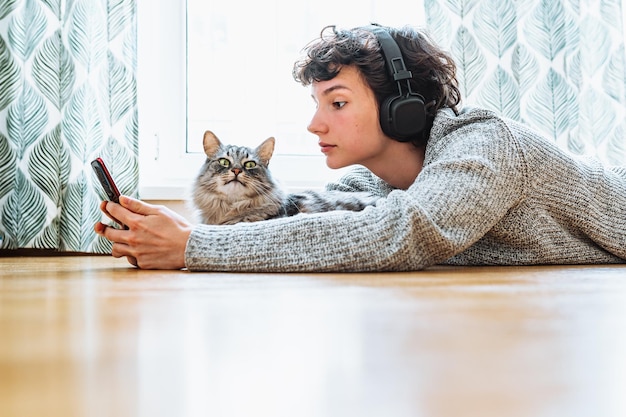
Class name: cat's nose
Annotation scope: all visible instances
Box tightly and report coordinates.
[232,168,242,176]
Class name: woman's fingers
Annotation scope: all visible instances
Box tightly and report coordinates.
[99,200,125,227]
[95,222,139,267]
[119,195,162,216]
[96,196,191,270]
[96,222,130,245]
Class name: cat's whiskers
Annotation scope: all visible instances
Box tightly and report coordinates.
[247,179,284,204]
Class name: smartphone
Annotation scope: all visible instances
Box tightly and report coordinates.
[91,158,121,203]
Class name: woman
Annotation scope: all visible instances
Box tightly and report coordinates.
[95,24,626,271]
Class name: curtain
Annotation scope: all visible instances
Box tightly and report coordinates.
[425,0,626,166]
[0,0,138,252]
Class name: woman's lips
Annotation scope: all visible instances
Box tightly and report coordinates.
[319,142,335,154]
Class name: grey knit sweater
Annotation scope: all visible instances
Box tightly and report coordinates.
[185,107,626,271]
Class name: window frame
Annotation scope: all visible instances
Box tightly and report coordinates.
[137,1,354,200]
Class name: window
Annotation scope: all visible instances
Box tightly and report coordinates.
[138,0,426,199]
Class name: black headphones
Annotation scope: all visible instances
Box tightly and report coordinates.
[371,27,426,142]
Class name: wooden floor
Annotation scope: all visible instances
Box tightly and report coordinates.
[1,256,625,417]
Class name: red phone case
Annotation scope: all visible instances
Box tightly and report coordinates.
[91,158,121,203]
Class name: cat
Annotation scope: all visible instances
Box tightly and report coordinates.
[191,130,381,225]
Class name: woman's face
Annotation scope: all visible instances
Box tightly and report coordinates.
[307,65,392,170]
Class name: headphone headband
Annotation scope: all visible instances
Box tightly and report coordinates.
[371,28,413,83]
[368,26,427,142]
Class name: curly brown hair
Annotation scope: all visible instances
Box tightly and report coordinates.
[293,24,461,147]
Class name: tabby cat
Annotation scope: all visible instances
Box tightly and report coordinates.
[191,131,380,225]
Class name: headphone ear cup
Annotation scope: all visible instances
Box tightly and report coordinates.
[380,94,427,142]
[379,95,397,139]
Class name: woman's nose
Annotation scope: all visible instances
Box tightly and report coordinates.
[307,110,327,135]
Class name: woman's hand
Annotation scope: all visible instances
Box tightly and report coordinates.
[94,196,193,269]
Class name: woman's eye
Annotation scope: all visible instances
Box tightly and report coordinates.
[333,101,346,109]
[244,161,257,169]
[218,158,230,167]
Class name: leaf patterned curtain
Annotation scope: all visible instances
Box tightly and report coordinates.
[425,0,626,165]
[0,0,138,252]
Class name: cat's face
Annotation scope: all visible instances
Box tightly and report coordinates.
[196,131,276,199]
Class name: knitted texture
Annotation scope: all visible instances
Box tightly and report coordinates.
[185,108,626,272]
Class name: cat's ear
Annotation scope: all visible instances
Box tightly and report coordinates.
[203,131,222,157]
[256,137,275,166]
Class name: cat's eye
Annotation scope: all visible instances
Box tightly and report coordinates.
[217,158,230,167]
[244,161,257,169]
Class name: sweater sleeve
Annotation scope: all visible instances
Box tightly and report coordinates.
[325,166,395,196]
[185,110,527,272]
